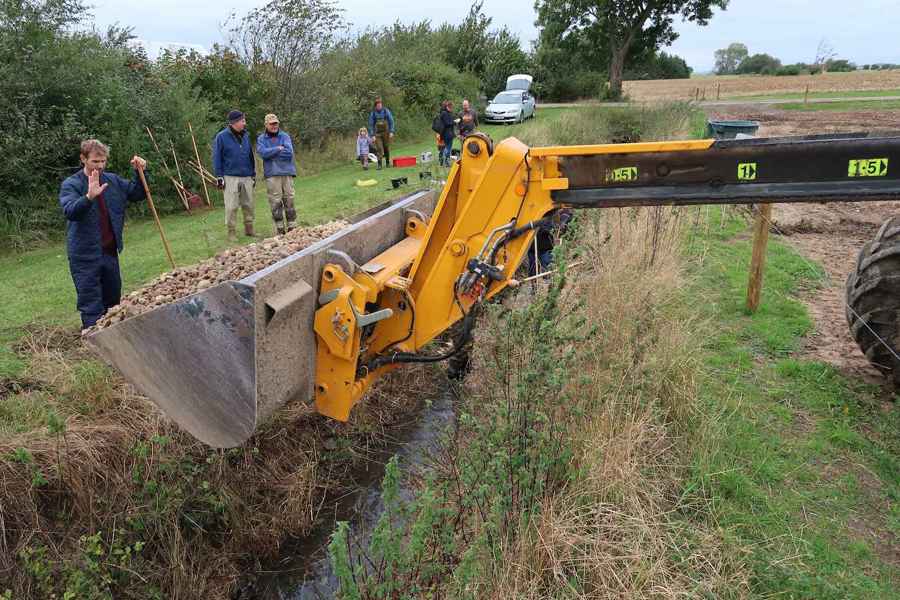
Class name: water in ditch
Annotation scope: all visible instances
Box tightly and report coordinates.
[249,389,457,599]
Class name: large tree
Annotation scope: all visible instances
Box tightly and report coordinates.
[714,42,748,74]
[535,0,728,99]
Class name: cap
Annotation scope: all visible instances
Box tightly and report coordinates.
[227,110,244,123]
[264,113,279,125]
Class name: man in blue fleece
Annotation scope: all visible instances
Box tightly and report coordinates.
[256,113,297,235]
[212,110,257,241]
[58,139,148,330]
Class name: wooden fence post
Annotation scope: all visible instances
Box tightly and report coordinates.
[746,203,773,313]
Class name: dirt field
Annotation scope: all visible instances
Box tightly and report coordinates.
[625,70,900,101]
[709,105,900,386]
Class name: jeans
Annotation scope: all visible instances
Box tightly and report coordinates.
[439,137,454,166]
[69,253,121,329]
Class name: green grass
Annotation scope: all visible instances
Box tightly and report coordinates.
[684,211,900,597]
[0,110,569,378]
[730,88,900,102]
[777,99,900,111]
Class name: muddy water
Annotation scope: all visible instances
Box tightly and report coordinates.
[253,390,457,599]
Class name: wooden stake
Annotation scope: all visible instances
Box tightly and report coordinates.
[746,203,772,313]
[804,84,810,105]
[136,164,176,270]
[188,122,212,207]
[146,127,190,212]
[717,82,721,100]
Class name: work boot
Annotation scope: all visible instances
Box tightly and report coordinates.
[376,159,382,170]
[287,222,296,233]
[276,225,286,236]
[227,227,237,243]
[244,223,257,238]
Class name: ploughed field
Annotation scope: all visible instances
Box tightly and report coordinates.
[624,70,900,101]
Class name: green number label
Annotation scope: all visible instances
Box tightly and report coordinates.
[607,166,638,182]
[848,158,888,177]
[737,162,758,181]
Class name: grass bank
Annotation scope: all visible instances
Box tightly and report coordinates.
[778,99,900,111]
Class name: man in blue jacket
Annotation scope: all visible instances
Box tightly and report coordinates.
[59,139,148,330]
[213,110,256,242]
[368,97,395,170]
[256,113,297,235]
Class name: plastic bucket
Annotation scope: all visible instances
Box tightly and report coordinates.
[706,120,760,139]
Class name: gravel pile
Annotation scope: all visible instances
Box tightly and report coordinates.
[94,221,348,329]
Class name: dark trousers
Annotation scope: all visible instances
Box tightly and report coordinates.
[527,248,553,277]
[70,253,122,329]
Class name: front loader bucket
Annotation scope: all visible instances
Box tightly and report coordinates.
[87,190,437,448]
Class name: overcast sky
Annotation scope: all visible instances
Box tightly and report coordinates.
[85,0,900,72]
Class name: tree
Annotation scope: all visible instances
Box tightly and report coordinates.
[735,53,782,75]
[225,0,346,115]
[535,0,728,99]
[825,58,855,72]
[814,38,836,72]
[713,42,748,74]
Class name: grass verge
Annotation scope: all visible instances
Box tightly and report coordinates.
[683,211,900,597]
[777,99,900,111]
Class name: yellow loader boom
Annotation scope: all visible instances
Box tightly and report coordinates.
[88,132,900,447]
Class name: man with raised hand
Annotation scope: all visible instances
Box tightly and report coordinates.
[213,109,257,242]
[59,139,148,330]
[256,113,298,235]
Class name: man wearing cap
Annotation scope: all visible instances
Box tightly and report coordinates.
[59,139,148,330]
[256,114,298,235]
[367,97,395,170]
[213,110,257,242]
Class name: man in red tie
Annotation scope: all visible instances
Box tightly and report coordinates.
[59,139,148,330]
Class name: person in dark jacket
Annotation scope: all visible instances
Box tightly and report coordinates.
[213,110,257,241]
[59,139,148,329]
[527,209,574,277]
[438,100,456,167]
[256,113,297,235]
[367,97,395,169]
[458,99,478,138]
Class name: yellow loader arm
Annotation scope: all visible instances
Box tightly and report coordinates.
[88,132,900,446]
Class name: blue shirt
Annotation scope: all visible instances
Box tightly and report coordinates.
[212,127,256,178]
[256,130,297,178]
[368,107,395,136]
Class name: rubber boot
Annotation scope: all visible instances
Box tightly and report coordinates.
[286,221,296,233]
[376,159,382,170]
[244,223,256,238]
[385,152,392,167]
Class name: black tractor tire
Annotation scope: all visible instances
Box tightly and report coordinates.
[845,216,900,383]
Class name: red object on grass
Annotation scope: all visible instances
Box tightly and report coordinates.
[392,156,416,167]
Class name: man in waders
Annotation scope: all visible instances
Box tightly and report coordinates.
[367,97,395,170]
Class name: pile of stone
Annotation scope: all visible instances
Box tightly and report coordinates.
[94,221,348,329]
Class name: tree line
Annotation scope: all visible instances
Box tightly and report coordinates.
[1,0,719,247]
[712,41,893,77]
